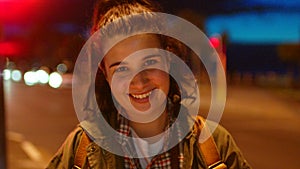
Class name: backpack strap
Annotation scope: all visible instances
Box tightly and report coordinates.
[198,117,227,169]
[73,131,91,169]
[74,118,227,169]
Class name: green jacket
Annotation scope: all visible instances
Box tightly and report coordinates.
[46,120,251,169]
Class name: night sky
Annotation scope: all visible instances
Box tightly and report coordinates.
[1,0,299,43]
[0,0,299,75]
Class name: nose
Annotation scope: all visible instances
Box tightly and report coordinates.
[130,71,149,90]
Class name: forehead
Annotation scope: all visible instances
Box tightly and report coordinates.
[104,34,161,64]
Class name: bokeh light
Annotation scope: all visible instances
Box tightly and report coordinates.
[3,69,11,80]
[24,71,39,86]
[36,69,49,84]
[11,69,22,82]
[57,63,68,74]
[48,72,63,88]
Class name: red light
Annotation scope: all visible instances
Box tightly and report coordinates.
[0,41,22,56]
[0,0,42,23]
[209,37,220,48]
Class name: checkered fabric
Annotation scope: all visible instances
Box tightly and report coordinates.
[116,105,184,169]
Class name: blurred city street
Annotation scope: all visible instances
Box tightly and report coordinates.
[1,0,300,169]
[4,81,78,169]
[3,80,300,169]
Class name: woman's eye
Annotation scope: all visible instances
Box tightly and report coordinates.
[144,59,158,66]
[115,66,128,73]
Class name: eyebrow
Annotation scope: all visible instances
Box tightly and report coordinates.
[142,54,161,61]
[109,61,123,68]
[108,54,161,68]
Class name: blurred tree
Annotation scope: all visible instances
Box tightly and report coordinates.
[23,23,85,72]
[278,44,300,63]
[176,9,207,82]
[177,8,206,32]
[277,43,300,87]
[24,23,62,70]
[55,34,85,73]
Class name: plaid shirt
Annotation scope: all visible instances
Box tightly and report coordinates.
[116,106,184,169]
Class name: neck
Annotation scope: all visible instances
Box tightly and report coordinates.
[129,110,168,138]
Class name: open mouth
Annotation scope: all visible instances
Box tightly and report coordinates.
[130,91,152,99]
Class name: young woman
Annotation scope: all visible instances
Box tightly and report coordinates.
[47,0,251,168]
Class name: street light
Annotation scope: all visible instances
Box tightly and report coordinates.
[49,72,63,89]
[209,35,226,73]
[0,58,7,169]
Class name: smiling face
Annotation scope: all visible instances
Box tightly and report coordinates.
[102,34,170,120]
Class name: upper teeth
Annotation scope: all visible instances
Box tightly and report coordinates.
[131,91,152,99]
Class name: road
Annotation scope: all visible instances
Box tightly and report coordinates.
[4,81,78,168]
[4,81,300,169]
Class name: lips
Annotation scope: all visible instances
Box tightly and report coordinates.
[130,91,152,99]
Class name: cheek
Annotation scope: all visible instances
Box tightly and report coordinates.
[109,77,131,95]
[109,78,131,107]
[151,71,170,93]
